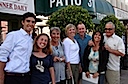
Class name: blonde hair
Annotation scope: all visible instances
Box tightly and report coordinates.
[65,24,76,36]
[33,33,52,55]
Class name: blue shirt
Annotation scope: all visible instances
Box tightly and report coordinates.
[75,34,91,67]
[0,28,33,73]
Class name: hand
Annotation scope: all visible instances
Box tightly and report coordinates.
[104,44,111,52]
[60,56,65,62]
[66,68,73,79]
[93,72,99,78]
[86,72,90,78]
[79,66,82,73]
[88,40,95,46]
[53,56,60,62]
[35,60,44,72]
[69,71,73,78]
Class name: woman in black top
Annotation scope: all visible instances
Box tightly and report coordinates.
[30,33,55,84]
[83,31,109,84]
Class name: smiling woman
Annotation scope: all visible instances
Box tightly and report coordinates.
[31,33,55,84]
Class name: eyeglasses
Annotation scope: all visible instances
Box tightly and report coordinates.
[26,20,35,23]
[105,28,113,31]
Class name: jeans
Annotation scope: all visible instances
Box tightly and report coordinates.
[99,74,105,84]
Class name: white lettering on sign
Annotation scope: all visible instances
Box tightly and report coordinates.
[50,0,55,8]
[50,0,82,8]
[56,0,63,7]
[65,0,68,5]
[88,0,93,7]
[75,0,81,5]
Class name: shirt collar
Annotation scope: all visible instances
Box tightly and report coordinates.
[104,33,115,38]
[76,33,86,39]
[20,28,32,37]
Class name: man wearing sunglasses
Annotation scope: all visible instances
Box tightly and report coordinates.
[104,22,125,84]
[0,12,36,84]
[88,22,125,84]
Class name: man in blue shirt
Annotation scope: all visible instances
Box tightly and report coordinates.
[0,12,36,84]
[74,22,91,84]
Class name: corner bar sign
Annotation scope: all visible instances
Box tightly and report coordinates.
[0,0,35,15]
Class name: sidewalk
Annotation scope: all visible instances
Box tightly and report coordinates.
[121,69,128,84]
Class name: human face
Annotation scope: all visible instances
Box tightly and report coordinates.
[50,30,60,42]
[67,27,76,38]
[94,32,101,42]
[77,24,86,36]
[22,17,36,34]
[36,35,48,49]
[105,24,115,37]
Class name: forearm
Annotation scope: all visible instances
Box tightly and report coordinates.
[67,62,72,72]
[0,62,5,84]
[109,48,125,57]
[49,67,55,84]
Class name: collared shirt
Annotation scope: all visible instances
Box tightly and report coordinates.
[63,37,80,64]
[0,28,33,73]
[75,34,91,66]
[104,33,125,71]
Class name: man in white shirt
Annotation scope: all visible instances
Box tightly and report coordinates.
[0,12,36,84]
[104,22,125,84]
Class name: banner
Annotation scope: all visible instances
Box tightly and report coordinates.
[0,0,34,15]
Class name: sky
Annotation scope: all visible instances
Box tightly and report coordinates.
[125,0,128,3]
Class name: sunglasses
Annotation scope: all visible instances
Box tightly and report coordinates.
[105,28,113,31]
[26,20,35,23]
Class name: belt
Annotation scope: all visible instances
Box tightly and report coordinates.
[5,72,30,76]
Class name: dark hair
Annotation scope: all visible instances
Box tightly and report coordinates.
[33,33,52,55]
[22,12,36,21]
[92,31,104,46]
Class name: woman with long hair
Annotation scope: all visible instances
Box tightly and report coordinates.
[83,31,109,84]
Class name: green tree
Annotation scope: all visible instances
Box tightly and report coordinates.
[47,5,94,39]
[95,15,126,37]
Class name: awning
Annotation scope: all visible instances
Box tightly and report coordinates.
[35,0,115,16]
[95,0,115,15]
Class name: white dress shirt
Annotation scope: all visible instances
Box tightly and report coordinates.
[0,28,33,73]
[104,33,125,71]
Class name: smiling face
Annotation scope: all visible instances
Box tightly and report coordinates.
[22,17,36,34]
[67,27,76,38]
[50,30,60,42]
[77,23,86,36]
[94,32,101,42]
[36,35,48,49]
[105,23,115,37]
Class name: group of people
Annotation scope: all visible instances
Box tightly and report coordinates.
[0,12,125,84]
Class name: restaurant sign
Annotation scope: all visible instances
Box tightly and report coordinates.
[35,0,95,15]
[0,0,34,15]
